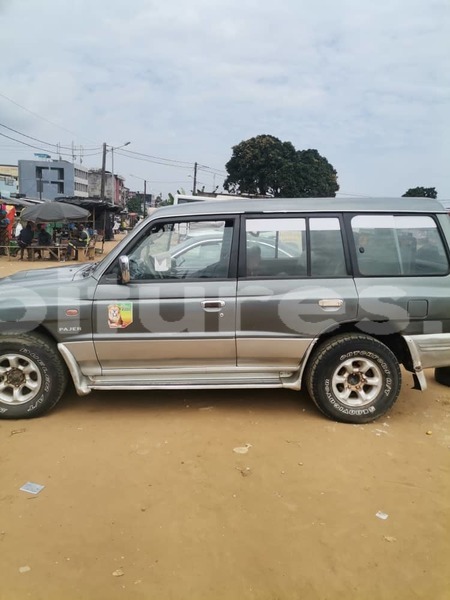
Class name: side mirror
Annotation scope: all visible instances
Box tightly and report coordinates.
[118,255,130,284]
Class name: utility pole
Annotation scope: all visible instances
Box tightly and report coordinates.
[193,162,198,195]
[111,147,115,206]
[100,142,107,201]
[143,180,147,217]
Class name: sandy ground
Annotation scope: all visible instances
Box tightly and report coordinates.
[0,245,449,600]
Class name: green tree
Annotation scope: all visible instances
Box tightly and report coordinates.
[224,135,339,197]
[293,149,339,198]
[224,135,296,196]
[402,187,437,199]
[126,195,144,214]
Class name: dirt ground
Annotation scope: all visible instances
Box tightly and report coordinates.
[0,248,449,600]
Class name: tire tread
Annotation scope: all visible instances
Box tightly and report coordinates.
[0,332,68,419]
[305,334,401,423]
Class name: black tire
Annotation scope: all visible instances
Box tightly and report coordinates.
[305,334,401,424]
[434,367,450,387]
[0,332,68,419]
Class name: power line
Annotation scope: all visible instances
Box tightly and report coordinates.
[0,91,99,143]
[0,131,102,158]
[117,150,226,179]
[115,150,194,170]
[198,167,227,177]
[191,162,227,176]
[0,122,101,151]
[0,130,227,177]
[0,110,228,176]
[149,180,195,184]
[119,150,226,175]
[117,148,194,168]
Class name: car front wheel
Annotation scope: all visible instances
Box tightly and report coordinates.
[0,333,68,419]
[305,334,401,424]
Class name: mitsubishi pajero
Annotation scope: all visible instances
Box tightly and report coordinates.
[1,197,449,423]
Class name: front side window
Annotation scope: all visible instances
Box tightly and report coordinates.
[126,219,234,280]
[352,215,449,276]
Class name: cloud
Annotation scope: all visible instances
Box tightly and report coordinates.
[0,0,449,197]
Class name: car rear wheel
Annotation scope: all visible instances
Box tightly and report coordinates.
[434,367,450,387]
[0,333,68,419]
[305,334,401,424]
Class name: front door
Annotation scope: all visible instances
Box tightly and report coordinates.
[93,217,238,373]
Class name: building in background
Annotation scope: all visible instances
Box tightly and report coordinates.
[0,164,19,199]
[88,170,128,206]
[121,184,130,206]
[18,159,89,200]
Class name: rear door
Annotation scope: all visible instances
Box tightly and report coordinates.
[236,214,359,368]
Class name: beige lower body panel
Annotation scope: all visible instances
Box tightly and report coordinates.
[237,337,313,368]
[57,343,305,396]
[405,334,450,369]
[59,341,100,376]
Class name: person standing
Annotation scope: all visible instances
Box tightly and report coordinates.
[15,219,23,238]
[17,222,34,260]
[0,207,10,256]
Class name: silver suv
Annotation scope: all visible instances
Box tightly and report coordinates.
[1,197,450,423]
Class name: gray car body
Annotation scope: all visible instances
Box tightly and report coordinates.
[1,196,450,396]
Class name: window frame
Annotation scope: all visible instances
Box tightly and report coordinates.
[239,213,350,279]
[100,215,240,284]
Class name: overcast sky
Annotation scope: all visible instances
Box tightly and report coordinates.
[0,0,449,199]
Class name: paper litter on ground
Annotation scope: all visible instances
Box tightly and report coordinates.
[20,482,45,495]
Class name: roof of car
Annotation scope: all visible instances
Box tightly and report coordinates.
[153,197,446,217]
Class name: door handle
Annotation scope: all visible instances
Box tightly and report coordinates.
[318,299,343,310]
[201,300,225,311]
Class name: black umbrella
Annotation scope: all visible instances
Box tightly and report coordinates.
[20,202,90,224]
[2,197,35,207]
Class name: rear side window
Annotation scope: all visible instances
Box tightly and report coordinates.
[245,218,305,277]
[244,216,347,277]
[310,218,347,277]
[352,215,449,276]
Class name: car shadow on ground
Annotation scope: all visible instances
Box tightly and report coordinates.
[54,386,319,419]
[50,369,444,423]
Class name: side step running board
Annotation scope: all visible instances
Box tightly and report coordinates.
[89,377,283,390]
